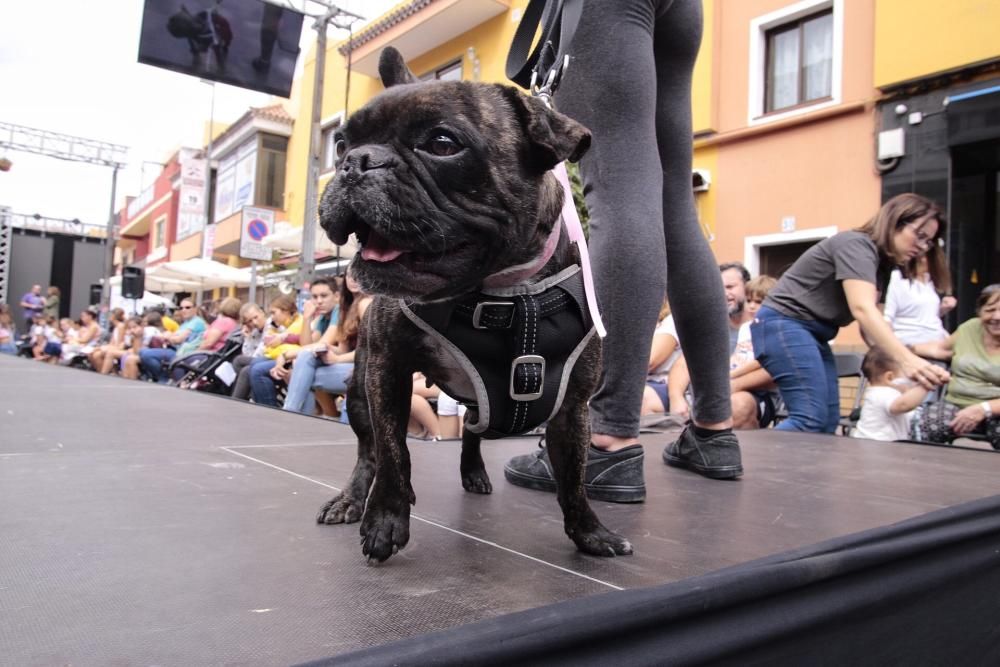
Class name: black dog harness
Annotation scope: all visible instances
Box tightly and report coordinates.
[401,266,594,439]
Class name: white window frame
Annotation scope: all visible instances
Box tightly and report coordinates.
[152,215,167,250]
[743,225,838,277]
[747,0,843,127]
[320,111,345,176]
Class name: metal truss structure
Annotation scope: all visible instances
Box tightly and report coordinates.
[0,122,127,169]
[0,207,11,305]
[0,121,128,308]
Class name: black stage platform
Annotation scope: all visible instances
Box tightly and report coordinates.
[2,355,1000,665]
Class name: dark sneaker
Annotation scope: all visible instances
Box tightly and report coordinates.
[662,426,743,479]
[504,442,646,503]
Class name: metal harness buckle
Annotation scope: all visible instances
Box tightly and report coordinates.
[510,354,545,401]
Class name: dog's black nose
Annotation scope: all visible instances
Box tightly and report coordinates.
[341,146,393,175]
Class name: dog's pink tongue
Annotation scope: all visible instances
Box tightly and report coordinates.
[361,229,405,263]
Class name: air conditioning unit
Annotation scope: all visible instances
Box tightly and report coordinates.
[692,169,711,192]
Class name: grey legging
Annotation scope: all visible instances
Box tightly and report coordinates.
[555,0,732,437]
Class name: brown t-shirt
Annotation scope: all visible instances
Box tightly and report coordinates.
[764,231,891,328]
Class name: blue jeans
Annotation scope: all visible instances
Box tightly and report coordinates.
[0,342,15,355]
[249,358,279,406]
[751,306,840,433]
[283,351,354,416]
[139,348,177,383]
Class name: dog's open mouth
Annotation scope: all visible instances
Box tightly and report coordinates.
[355,221,407,263]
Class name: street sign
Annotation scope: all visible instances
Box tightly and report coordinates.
[240,207,274,261]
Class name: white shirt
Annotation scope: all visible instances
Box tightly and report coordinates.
[731,321,754,370]
[852,385,914,441]
[884,270,947,345]
[648,315,681,382]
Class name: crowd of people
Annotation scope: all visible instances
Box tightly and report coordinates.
[1,270,467,440]
[634,194,998,453]
[2,197,997,452]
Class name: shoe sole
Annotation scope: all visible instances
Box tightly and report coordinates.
[662,450,743,479]
[503,466,646,503]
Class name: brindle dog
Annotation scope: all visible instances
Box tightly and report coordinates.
[315,47,632,562]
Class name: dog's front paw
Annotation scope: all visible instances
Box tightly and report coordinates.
[360,504,411,562]
[316,493,365,524]
[569,526,634,557]
[461,467,492,494]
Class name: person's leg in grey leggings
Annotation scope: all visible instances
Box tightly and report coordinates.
[505,0,741,499]
[558,0,733,435]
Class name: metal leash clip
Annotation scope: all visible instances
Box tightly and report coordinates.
[530,54,570,108]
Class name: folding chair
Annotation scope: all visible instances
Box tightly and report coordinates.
[834,351,867,436]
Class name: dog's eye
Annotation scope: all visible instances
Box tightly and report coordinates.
[423,134,463,157]
[334,137,347,160]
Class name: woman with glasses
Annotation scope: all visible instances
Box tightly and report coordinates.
[751,193,952,433]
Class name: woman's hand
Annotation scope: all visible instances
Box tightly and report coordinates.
[900,355,950,389]
[949,404,986,435]
[939,296,957,317]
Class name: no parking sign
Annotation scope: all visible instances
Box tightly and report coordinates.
[240,207,274,261]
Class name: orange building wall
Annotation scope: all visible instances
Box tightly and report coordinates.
[714,0,876,133]
[711,110,880,262]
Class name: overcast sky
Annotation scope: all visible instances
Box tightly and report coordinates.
[0,0,395,227]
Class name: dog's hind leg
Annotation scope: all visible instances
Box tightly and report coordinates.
[546,339,633,557]
[317,351,375,525]
[460,429,492,494]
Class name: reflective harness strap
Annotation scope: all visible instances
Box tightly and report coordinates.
[401,266,593,438]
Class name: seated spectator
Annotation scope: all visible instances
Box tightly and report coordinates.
[912,284,1000,449]
[884,254,955,346]
[669,275,781,429]
[729,275,780,429]
[0,305,16,355]
[281,273,370,416]
[640,299,682,417]
[122,311,164,380]
[138,298,207,382]
[436,391,467,439]
[409,373,442,439]
[852,345,929,441]
[23,313,46,356]
[407,375,467,439]
[33,316,64,362]
[230,303,268,401]
[100,316,143,375]
[248,295,303,406]
[90,308,127,372]
[60,309,101,364]
[160,307,180,333]
[197,296,241,351]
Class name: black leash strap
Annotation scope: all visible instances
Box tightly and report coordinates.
[506,0,583,94]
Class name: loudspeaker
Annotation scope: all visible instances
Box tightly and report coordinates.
[122,266,145,299]
[89,283,103,306]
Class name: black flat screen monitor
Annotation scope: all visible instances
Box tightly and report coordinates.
[138,0,304,97]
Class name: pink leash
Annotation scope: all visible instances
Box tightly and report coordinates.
[553,162,606,338]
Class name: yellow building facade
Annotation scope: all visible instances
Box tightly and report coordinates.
[280,0,999,323]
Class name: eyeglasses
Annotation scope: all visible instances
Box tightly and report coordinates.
[908,224,935,249]
[179,305,194,310]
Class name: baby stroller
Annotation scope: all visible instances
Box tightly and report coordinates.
[167,329,243,395]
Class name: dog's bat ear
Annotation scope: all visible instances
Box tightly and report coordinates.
[505,89,591,170]
[379,48,418,88]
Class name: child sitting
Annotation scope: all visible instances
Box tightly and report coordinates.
[852,346,930,441]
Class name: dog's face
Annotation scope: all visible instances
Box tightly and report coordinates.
[318,47,590,301]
